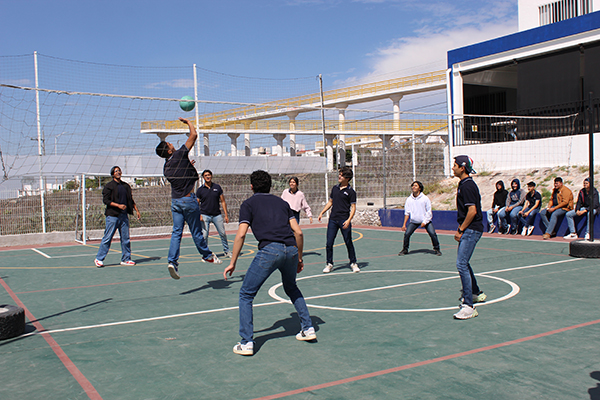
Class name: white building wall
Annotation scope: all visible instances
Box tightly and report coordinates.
[519,0,599,31]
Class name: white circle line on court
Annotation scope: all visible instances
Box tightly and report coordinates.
[267,270,520,313]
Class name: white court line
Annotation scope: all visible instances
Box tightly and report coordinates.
[31,248,51,259]
[27,257,586,336]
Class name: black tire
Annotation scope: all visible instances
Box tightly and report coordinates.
[0,304,25,340]
[569,239,600,258]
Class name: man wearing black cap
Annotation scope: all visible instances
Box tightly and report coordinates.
[94,166,141,268]
[452,155,486,319]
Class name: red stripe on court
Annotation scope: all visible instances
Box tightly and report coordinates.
[252,318,600,400]
[0,277,103,400]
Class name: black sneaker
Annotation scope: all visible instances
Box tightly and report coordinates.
[433,249,442,256]
[398,249,409,256]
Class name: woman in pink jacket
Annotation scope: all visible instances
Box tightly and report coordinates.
[281,177,313,224]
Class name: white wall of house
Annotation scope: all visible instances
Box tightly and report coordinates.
[519,0,598,31]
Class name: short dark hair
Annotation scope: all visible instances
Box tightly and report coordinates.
[202,169,213,177]
[554,177,563,183]
[288,176,299,186]
[339,166,353,180]
[412,180,424,192]
[250,170,271,193]
[155,141,170,159]
[110,166,121,176]
[527,181,536,187]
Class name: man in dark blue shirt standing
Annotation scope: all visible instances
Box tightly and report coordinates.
[196,169,231,257]
[452,155,486,320]
[223,170,315,356]
[318,166,359,273]
[155,117,221,280]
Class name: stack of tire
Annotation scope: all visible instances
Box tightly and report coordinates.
[570,240,600,258]
[0,304,25,340]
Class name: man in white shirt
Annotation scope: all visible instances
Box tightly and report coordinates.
[399,181,442,256]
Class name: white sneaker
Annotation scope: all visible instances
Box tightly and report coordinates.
[120,260,136,266]
[563,233,578,240]
[323,263,333,273]
[233,342,254,356]
[168,264,180,280]
[488,223,496,234]
[521,227,527,236]
[296,327,316,341]
[224,251,233,258]
[504,224,511,234]
[473,292,487,303]
[350,263,360,273]
[202,253,222,264]
[585,232,590,240]
[527,226,535,236]
[453,304,478,319]
[94,259,104,268]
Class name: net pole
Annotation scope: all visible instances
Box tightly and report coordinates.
[34,51,47,233]
[383,133,387,209]
[193,64,200,157]
[319,74,329,213]
[588,92,595,241]
[82,174,87,245]
[412,130,416,182]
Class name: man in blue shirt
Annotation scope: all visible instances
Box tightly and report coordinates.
[223,170,315,356]
[196,169,231,257]
[318,166,359,273]
[155,117,221,280]
[452,155,486,320]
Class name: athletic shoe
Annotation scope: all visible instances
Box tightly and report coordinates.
[350,263,360,273]
[453,304,478,319]
[120,260,135,266]
[233,342,254,356]
[504,224,511,234]
[323,263,334,273]
[488,223,496,234]
[585,232,590,240]
[433,249,442,256]
[296,327,317,341]
[542,233,551,240]
[224,251,233,258]
[563,232,578,240]
[473,292,487,303]
[94,259,104,268]
[398,249,409,256]
[521,227,527,236]
[527,226,535,236]
[202,253,222,264]
[168,264,180,280]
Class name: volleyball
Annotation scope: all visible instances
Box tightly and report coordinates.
[179,96,195,112]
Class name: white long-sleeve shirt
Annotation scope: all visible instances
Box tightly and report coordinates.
[404,192,432,225]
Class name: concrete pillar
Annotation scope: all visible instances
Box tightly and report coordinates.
[390,95,403,131]
[244,133,251,156]
[228,133,240,156]
[325,134,335,171]
[337,104,347,167]
[287,111,299,157]
[203,133,210,156]
[273,133,286,156]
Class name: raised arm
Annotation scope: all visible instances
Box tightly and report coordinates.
[179,117,198,151]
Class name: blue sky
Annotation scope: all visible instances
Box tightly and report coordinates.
[1,0,518,85]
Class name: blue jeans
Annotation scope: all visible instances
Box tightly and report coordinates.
[498,206,522,232]
[238,242,312,344]
[540,208,567,235]
[96,213,131,262]
[326,219,357,264]
[565,208,597,235]
[456,229,482,307]
[486,207,503,226]
[402,221,440,251]
[168,194,212,266]
[518,207,539,228]
[201,214,229,253]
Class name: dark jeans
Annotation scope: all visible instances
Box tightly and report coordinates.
[403,221,440,251]
[456,229,483,307]
[326,219,356,264]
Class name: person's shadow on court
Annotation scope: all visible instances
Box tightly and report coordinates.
[252,313,325,354]
[589,371,600,399]
[179,275,244,295]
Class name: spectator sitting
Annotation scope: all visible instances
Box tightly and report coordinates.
[497,179,526,234]
[563,178,599,240]
[518,181,541,236]
[486,180,508,234]
[540,177,574,240]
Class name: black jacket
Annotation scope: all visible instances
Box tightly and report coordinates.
[102,179,135,217]
[576,187,600,213]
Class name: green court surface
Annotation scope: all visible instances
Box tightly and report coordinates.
[1,226,599,399]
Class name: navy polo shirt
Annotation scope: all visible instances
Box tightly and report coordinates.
[238,193,296,249]
[196,183,223,216]
[456,177,484,232]
[163,145,198,199]
[329,184,356,221]
[526,190,542,210]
